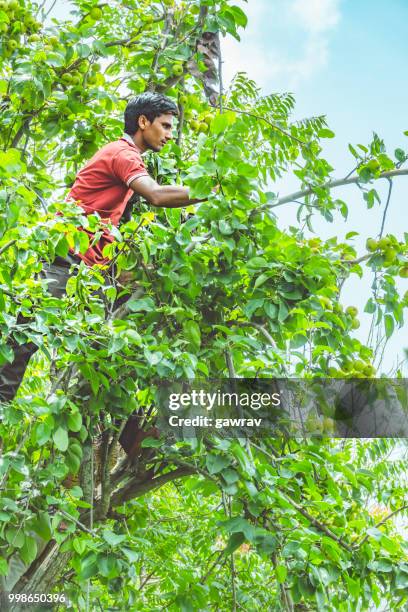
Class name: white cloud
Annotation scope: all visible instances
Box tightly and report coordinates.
[222,0,341,91]
[290,0,340,33]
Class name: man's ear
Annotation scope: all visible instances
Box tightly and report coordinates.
[138,114,150,131]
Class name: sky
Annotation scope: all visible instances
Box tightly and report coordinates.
[49,0,408,373]
[222,0,408,374]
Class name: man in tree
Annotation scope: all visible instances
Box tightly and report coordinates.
[0,92,198,404]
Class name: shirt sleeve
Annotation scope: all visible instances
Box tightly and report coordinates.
[111,148,149,186]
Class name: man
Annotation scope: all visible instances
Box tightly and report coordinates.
[0,92,199,403]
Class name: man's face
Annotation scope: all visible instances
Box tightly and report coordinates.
[139,113,175,152]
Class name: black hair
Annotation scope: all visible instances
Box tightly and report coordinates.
[124,92,178,135]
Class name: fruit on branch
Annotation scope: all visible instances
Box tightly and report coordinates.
[90,6,103,20]
[319,296,333,311]
[399,265,408,278]
[378,236,391,250]
[353,360,365,372]
[7,39,18,50]
[345,306,358,317]
[178,94,188,106]
[350,318,360,330]
[384,248,397,263]
[363,364,376,377]
[198,121,209,133]
[366,238,378,252]
[172,63,183,76]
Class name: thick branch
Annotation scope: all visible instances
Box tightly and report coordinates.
[270,168,408,208]
[109,466,194,507]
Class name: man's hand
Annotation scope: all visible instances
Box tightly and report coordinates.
[129,175,194,208]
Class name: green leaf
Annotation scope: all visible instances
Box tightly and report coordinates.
[221,516,255,541]
[221,468,239,485]
[364,298,376,314]
[224,531,245,555]
[53,426,69,452]
[276,565,287,583]
[32,512,52,541]
[210,114,229,135]
[247,256,268,269]
[35,421,52,445]
[127,296,155,312]
[0,557,8,576]
[102,530,126,547]
[384,314,394,339]
[0,344,14,365]
[73,537,87,555]
[183,320,201,349]
[206,454,230,474]
[264,302,278,319]
[278,301,289,322]
[140,436,163,448]
[20,536,38,565]
[255,532,277,556]
[290,334,307,348]
[318,128,335,138]
[67,411,82,432]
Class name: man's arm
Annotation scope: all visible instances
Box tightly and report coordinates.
[129,175,199,208]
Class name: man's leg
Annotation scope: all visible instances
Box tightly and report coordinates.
[0,256,77,403]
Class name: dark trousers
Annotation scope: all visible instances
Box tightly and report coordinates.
[0,256,78,402]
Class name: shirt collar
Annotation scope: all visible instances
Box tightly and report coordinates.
[121,133,145,155]
[121,133,136,147]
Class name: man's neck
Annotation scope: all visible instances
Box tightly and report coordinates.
[127,131,146,154]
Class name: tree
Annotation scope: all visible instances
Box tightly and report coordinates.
[0,0,408,610]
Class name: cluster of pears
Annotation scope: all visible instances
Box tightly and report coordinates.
[60,61,101,88]
[345,305,360,330]
[328,358,376,378]
[305,412,337,435]
[188,112,212,134]
[0,0,41,52]
[366,235,408,277]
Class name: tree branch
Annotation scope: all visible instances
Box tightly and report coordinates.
[109,466,194,507]
[379,178,393,238]
[0,239,17,257]
[278,491,353,553]
[269,168,408,208]
[220,105,307,147]
[355,503,408,549]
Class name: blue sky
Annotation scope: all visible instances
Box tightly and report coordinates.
[222,0,408,373]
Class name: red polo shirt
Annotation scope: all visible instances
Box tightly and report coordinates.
[67,136,149,266]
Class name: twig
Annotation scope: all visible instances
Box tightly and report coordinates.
[184,231,212,254]
[0,239,17,257]
[278,491,353,553]
[229,320,277,348]
[221,105,307,147]
[355,503,408,549]
[379,178,393,238]
[218,34,223,113]
[200,550,225,584]
[225,350,237,378]
[58,510,98,537]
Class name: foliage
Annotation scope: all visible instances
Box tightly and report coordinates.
[0,0,407,610]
